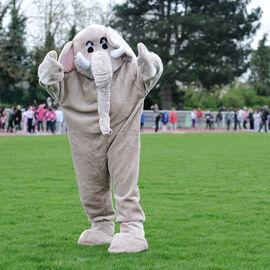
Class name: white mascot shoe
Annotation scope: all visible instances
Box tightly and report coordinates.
[78,220,114,246]
[108,222,148,253]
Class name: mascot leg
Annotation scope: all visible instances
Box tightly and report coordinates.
[107,132,148,253]
[68,132,115,246]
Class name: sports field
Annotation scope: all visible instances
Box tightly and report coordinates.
[0,133,269,270]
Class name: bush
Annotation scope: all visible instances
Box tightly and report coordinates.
[180,85,270,110]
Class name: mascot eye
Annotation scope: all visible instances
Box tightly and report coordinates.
[100,37,108,50]
[86,41,94,53]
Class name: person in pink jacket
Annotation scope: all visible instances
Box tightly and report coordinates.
[36,104,47,132]
[45,109,52,133]
[169,108,178,132]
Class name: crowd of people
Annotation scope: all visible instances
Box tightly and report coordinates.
[1,101,270,134]
[0,98,65,135]
[142,104,270,133]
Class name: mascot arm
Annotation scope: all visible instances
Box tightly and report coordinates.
[38,50,64,103]
[136,43,163,96]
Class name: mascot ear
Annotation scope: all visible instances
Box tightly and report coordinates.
[106,27,135,60]
[59,41,75,73]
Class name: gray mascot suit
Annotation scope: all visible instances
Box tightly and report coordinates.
[38,24,163,253]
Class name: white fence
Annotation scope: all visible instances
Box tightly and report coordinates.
[143,110,227,129]
[2,109,228,130]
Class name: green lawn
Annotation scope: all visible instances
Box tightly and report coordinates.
[0,133,269,270]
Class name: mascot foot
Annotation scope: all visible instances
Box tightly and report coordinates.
[108,222,148,253]
[78,220,114,246]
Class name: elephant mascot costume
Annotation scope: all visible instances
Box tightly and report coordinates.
[38,24,163,253]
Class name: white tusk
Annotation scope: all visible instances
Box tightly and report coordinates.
[110,46,126,58]
[76,52,91,70]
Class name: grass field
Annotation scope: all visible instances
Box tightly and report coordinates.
[0,133,270,270]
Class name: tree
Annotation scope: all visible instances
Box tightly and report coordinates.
[32,0,68,51]
[0,1,9,33]
[29,0,103,50]
[67,0,103,32]
[65,0,103,41]
[25,0,68,89]
[110,0,261,109]
[0,0,28,88]
[26,0,104,88]
[249,35,270,96]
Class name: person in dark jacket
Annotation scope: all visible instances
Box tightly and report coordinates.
[161,110,169,132]
[225,110,231,131]
[7,107,15,132]
[259,106,269,132]
[14,104,22,131]
[216,111,223,129]
[248,108,254,131]
[205,110,211,129]
[209,113,215,130]
[234,110,241,131]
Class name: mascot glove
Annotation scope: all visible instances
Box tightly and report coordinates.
[38,51,64,86]
[137,43,162,82]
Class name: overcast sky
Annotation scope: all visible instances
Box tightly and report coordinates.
[247,0,270,48]
[19,0,270,50]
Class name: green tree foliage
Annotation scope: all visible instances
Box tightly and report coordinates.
[0,0,28,88]
[26,0,65,89]
[249,35,270,96]
[68,25,77,41]
[0,0,47,106]
[0,1,9,91]
[110,0,261,109]
[181,85,270,110]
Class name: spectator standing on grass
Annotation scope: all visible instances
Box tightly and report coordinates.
[0,106,7,132]
[191,109,196,128]
[210,112,215,130]
[36,104,47,133]
[205,109,211,129]
[45,109,52,133]
[238,108,244,128]
[216,110,223,129]
[50,108,56,134]
[22,109,28,133]
[197,108,203,129]
[259,105,269,133]
[169,108,178,132]
[234,110,241,131]
[151,104,161,132]
[26,106,34,134]
[248,108,254,131]
[161,110,169,132]
[140,112,145,132]
[55,106,64,134]
[7,107,15,133]
[254,110,261,132]
[243,108,249,130]
[225,110,231,131]
[14,105,22,132]
[33,107,39,133]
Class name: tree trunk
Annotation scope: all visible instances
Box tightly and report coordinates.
[161,83,172,110]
